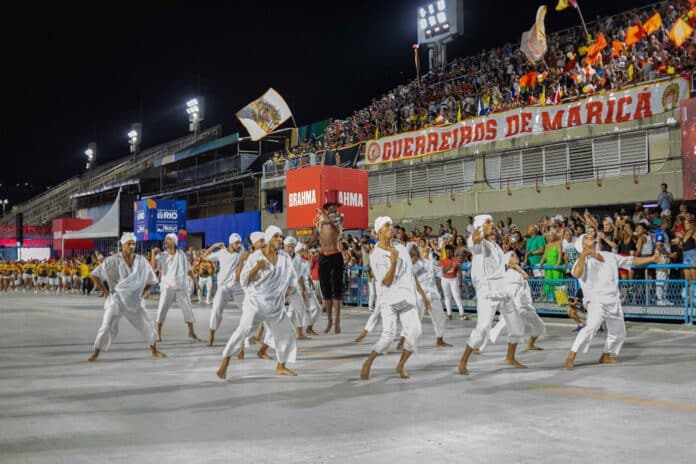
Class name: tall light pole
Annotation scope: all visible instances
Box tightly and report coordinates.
[1,199,7,215]
[186,97,204,139]
[128,123,142,155]
[84,143,97,170]
[416,0,464,71]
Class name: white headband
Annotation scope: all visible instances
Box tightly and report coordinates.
[296,243,306,252]
[120,232,137,245]
[473,214,493,230]
[165,233,178,247]
[228,233,242,245]
[250,232,265,245]
[284,236,297,246]
[374,216,392,234]
[264,225,283,243]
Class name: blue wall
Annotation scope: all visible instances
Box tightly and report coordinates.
[187,211,261,248]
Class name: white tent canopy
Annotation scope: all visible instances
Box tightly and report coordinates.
[62,191,121,241]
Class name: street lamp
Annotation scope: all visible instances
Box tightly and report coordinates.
[186,97,204,137]
[84,142,97,170]
[416,0,464,71]
[1,199,7,215]
[128,123,142,154]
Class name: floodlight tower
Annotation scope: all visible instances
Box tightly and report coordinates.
[186,97,204,139]
[128,123,142,155]
[84,143,97,170]
[416,0,464,72]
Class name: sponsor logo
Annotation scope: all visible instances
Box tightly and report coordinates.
[157,210,178,220]
[366,142,381,162]
[288,190,317,207]
[338,192,364,207]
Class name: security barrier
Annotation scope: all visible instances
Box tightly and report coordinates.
[342,265,695,324]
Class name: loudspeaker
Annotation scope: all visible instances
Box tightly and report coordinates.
[15,212,23,246]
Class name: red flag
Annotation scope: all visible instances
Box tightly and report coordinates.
[625,24,645,47]
[642,13,662,36]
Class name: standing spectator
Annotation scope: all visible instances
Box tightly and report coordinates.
[465,216,474,236]
[657,183,674,215]
[616,220,637,281]
[440,244,467,320]
[562,228,579,274]
[524,226,546,277]
[679,215,696,288]
[539,231,563,301]
[655,216,674,306]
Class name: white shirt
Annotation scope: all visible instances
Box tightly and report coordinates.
[572,252,633,307]
[207,248,242,289]
[155,249,190,290]
[467,237,505,287]
[369,243,418,309]
[412,258,438,298]
[240,249,297,316]
[91,254,158,310]
[288,253,308,295]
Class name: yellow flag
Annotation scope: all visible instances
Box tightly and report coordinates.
[628,63,634,81]
[669,18,693,48]
[556,0,569,11]
[540,86,546,105]
[375,126,380,139]
[457,103,462,122]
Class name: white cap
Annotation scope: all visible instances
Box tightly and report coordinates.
[374,216,392,234]
[284,236,297,246]
[250,232,264,245]
[120,232,137,245]
[165,233,178,247]
[296,242,306,253]
[264,225,283,243]
[228,233,242,245]
[473,214,493,230]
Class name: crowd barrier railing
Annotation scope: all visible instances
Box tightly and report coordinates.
[341,264,695,324]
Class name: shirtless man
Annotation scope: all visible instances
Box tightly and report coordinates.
[313,192,344,334]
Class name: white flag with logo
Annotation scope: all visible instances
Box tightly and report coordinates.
[236,88,293,141]
[520,5,548,63]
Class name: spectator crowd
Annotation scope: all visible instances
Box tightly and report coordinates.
[324,0,696,148]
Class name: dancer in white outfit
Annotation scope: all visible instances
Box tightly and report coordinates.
[88,233,165,361]
[297,243,322,336]
[203,233,246,346]
[152,233,201,341]
[458,215,527,375]
[406,243,452,347]
[216,226,299,379]
[360,217,429,380]
[283,237,312,340]
[488,251,546,351]
[565,234,660,369]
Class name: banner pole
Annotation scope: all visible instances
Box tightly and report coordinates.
[575,4,592,44]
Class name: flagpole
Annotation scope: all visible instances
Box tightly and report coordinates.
[413,44,421,89]
[574,4,592,45]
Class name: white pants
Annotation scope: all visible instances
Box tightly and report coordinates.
[222,301,297,364]
[571,301,626,356]
[94,296,158,351]
[489,303,545,345]
[441,276,464,316]
[286,291,308,330]
[372,302,422,354]
[209,285,244,331]
[157,286,195,325]
[403,291,447,339]
[467,293,501,349]
[368,279,377,310]
[198,276,213,303]
[305,291,322,327]
[364,307,382,333]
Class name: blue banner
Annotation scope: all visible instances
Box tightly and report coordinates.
[133,199,187,244]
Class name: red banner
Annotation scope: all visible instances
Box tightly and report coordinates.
[682,98,696,201]
[52,218,94,252]
[286,166,368,230]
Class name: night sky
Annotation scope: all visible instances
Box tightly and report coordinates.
[1,0,654,204]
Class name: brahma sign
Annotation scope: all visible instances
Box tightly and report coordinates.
[365,78,688,165]
[286,166,368,229]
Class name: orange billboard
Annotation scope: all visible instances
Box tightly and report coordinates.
[286,166,368,230]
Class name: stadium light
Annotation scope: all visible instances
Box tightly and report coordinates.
[416,0,464,71]
[186,97,205,135]
[84,142,97,170]
[128,123,142,154]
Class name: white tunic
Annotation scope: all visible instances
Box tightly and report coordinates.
[91,254,158,311]
[572,252,634,310]
[467,237,505,293]
[369,243,418,309]
[412,258,438,298]
[155,250,190,290]
[240,249,297,317]
[207,248,242,289]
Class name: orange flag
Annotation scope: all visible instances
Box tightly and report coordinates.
[519,71,538,89]
[612,40,624,57]
[670,18,694,47]
[689,6,696,19]
[625,24,645,47]
[588,32,607,55]
[642,13,662,36]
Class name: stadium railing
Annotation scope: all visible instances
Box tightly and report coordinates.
[261,152,325,180]
[342,264,695,324]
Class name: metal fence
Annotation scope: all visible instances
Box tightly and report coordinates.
[342,265,695,324]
